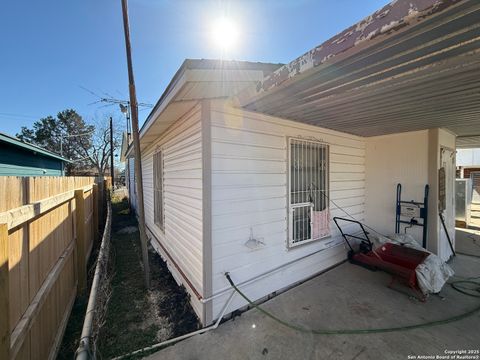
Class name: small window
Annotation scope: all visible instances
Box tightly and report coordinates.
[133,164,137,195]
[130,158,136,195]
[288,138,330,247]
[153,151,164,230]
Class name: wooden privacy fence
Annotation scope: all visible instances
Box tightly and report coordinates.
[0,176,109,360]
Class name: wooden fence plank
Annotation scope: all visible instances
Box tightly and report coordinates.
[98,180,105,225]
[75,189,87,293]
[0,185,93,231]
[0,191,74,230]
[93,184,99,245]
[0,176,102,360]
[0,224,9,360]
[9,242,75,359]
[47,286,76,360]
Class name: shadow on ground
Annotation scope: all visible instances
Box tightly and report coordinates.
[96,197,200,359]
[145,251,480,360]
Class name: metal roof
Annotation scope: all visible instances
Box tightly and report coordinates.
[457,136,480,148]
[0,132,71,163]
[238,0,480,138]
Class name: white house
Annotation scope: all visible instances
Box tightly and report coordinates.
[124,0,480,325]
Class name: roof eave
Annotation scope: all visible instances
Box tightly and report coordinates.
[0,132,72,163]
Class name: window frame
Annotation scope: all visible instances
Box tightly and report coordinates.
[153,150,165,231]
[287,137,330,248]
[130,157,136,195]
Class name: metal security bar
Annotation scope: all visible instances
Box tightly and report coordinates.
[288,138,330,247]
[153,150,164,229]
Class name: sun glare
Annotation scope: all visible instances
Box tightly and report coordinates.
[211,17,239,52]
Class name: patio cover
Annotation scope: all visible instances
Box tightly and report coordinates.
[237,0,480,144]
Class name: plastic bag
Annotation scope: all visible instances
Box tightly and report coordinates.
[371,233,454,294]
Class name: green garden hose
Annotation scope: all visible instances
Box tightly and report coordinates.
[225,273,480,335]
[451,280,480,298]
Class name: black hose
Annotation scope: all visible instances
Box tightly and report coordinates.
[225,273,480,335]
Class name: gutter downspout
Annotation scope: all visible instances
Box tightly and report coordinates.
[75,199,112,360]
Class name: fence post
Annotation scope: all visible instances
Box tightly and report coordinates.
[104,178,108,212]
[0,224,9,359]
[75,189,87,293]
[92,184,99,244]
[99,180,105,225]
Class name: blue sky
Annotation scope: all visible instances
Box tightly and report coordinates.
[0,0,388,135]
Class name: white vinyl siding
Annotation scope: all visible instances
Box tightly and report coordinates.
[209,100,365,320]
[141,104,204,319]
[153,151,164,229]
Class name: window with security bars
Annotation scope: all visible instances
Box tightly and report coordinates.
[288,138,330,247]
[153,151,164,230]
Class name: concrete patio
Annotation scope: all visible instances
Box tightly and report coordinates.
[456,228,480,258]
[146,250,480,360]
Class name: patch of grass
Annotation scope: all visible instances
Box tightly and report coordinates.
[118,208,131,216]
[57,209,111,359]
[97,200,152,358]
[97,196,200,359]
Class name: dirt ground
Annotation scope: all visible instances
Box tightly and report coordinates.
[57,195,200,359]
[96,196,200,359]
[57,213,107,359]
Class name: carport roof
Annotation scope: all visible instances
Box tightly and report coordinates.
[237,0,480,139]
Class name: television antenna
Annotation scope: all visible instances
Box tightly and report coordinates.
[80,86,153,134]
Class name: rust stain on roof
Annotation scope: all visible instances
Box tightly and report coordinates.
[257,0,462,93]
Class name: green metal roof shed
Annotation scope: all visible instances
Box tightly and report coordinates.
[0,132,71,176]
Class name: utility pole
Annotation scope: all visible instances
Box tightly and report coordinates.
[120,0,150,288]
[110,117,115,186]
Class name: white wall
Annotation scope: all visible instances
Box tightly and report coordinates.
[208,100,366,322]
[428,128,456,261]
[365,130,429,243]
[141,103,205,321]
[365,129,456,260]
[135,94,458,325]
[457,148,480,167]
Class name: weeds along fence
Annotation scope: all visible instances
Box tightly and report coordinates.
[0,176,110,360]
[76,195,113,360]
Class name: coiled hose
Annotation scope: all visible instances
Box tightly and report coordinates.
[225,273,480,335]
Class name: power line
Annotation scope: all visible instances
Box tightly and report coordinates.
[0,112,42,119]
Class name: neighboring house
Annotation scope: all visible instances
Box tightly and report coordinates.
[121,131,134,202]
[124,0,480,325]
[69,168,100,176]
[456,148,480,178]
[456,148,480,205]
[0,132,70,176]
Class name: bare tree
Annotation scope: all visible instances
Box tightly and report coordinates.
[76,117,123,176]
